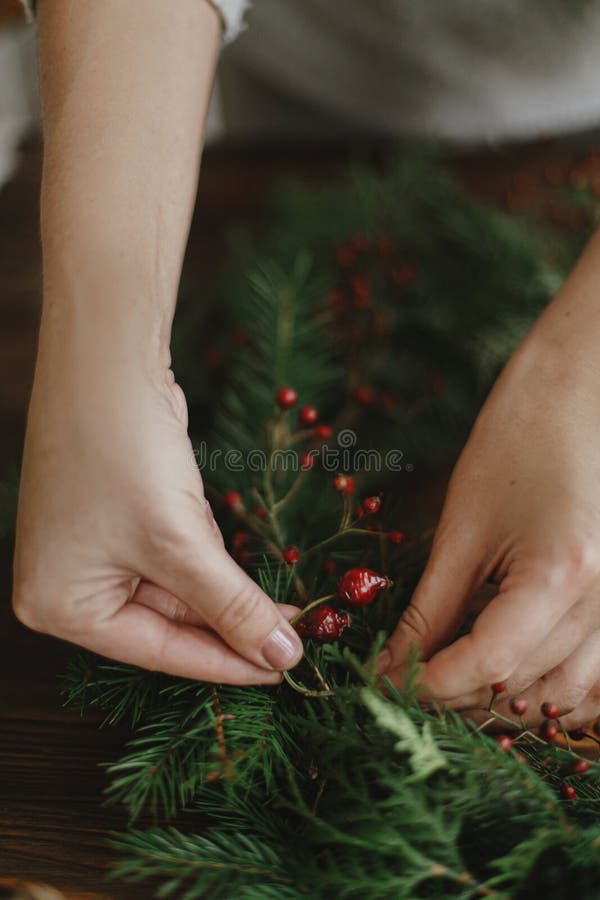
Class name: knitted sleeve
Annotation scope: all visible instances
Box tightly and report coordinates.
[18,0,250,44]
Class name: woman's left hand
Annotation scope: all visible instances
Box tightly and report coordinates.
[377,230,600,731]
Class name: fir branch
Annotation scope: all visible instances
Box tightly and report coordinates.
[361,687,447,780]
[110,827,298,899]
[104,680,297,819]
[61,651,162,727]
[60,154,600,897]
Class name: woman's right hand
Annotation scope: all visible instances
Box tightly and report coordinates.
[13,333,304,684]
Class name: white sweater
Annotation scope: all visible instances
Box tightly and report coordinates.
[21,0,600,145]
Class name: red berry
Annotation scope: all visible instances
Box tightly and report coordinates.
[299,405,318,426]
[236,549,251,568]
[231,531,249,551]
[510,698,528,717]
[313,424,333,441]
[276,386,298,409]
[351,276,371,304]
[283,546,301,565]
[540,720,558,742]
[496,735,513,752]
[560,784,577,800]
[391,262,417,286]
[491,682,507,695]
[350,234,370,252]
[338,568,392,607]
[541,702,560,720]
[294,605,351,643]
[353,386,375,407]
[223,490,243,510]
[572,759,590,774]
[387,530,406,545]
[356,504,365,519]
[362,496,381,515]
[300,451,316,471]
[323,557,337,574]
[333,474,355,494]
[254,506,267,520]
[336,244,355,267]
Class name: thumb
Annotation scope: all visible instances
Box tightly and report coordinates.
[149,523,304,672]
[379,529,481,677]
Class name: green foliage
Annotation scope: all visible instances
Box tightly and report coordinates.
[57,155,600,897]
[110,827,297,899]
[62,652,164,727]
[103,680,299,820]
[361,687,447,780]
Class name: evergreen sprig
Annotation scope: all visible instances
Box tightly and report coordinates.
[48,155,600,897]
[110,827,297,899]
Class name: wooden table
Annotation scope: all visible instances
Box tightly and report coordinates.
[0,132,593,897]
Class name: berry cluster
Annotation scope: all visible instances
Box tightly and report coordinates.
[327,233,429,413]
[489,685,597,802]
[292,566,392,645]
[218,385,407,693]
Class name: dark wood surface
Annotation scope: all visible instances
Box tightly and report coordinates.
[0,131,594,897]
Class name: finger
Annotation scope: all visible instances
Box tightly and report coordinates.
[484,630,600,731]
[559,685,600,732]
[147,527,304,672]
[379,527,482,675]
[82,601,286,685]
[414,562,582,700]
[131,580,300,631]
[446,589,600,712]
[452,631,600,732]
[132,580,207,626]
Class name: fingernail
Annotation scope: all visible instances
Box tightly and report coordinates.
[262,624,303,670]
[375,649,392,675]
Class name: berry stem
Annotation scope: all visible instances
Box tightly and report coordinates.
[469,706,586,755]
[311,662,331,693]
[303,527,393,558]
[340,493,353,531]
[475,717,497,733]
[290,594,336,624]
[283,670,335,698]
[272,469,308,513]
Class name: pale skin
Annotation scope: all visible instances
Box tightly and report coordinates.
[12,1,600,727]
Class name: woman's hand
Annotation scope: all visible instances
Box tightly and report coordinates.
[378,230,600,730]
[13,336,303,683]
[11,0,303,684]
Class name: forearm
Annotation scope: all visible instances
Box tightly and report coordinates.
[36,0,220,366]
[522,225,600,368]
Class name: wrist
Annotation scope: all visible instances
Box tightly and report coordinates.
[39,251,174,379]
